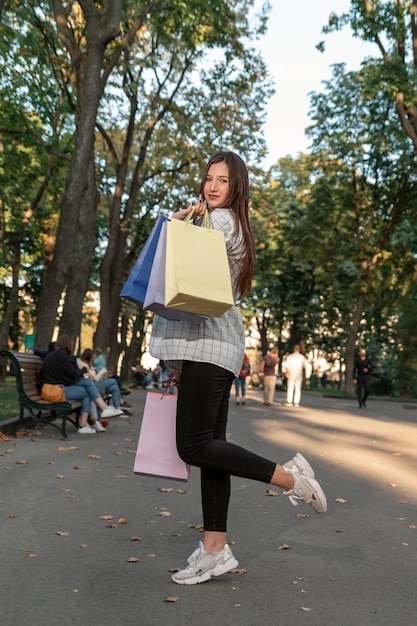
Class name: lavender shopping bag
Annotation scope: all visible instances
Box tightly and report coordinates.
[133,392,190,482]
[143,221,207,323]
[120,215,169,306]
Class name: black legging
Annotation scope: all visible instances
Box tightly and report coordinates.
[357,374,370,404]
[176,361,276,532]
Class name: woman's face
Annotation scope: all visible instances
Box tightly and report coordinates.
[203,161,230,209]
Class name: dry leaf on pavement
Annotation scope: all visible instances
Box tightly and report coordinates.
[265,489,279,496]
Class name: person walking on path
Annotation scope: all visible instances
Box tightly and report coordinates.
[284,344,307,407]
[353,348,372,408]
[260,348,279,405]
[148,151,327,586]
[234,352,250,404]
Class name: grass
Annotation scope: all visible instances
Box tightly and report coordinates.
[0,381,20,422]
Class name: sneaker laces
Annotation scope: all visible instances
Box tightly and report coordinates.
[284,471,307,507]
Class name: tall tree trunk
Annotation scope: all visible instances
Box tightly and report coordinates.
[59,158,99,346]
[35,2,122,347]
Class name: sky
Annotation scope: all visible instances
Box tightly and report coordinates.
[257,0,377,167]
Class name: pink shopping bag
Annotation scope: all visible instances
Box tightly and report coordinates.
[133,392,190,482]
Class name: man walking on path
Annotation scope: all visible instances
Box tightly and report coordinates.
[284,344,307,407]
[260,347,279,405]
[353,347,372,408]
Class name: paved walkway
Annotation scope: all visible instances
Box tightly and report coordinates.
[1,387,416,625]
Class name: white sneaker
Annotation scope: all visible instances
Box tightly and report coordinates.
[101,406,124,418]
[92,421,106,432]
[283,453,315,478]
[284,468,327,514]
[78,425,96,434]
[172,541,238,585]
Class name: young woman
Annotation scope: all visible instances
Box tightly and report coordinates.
[77,348,130,416]
[149,151,327,585]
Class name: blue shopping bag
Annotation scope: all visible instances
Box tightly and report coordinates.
[120,215,169,306]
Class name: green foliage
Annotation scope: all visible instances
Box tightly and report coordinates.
[0,383,19,422]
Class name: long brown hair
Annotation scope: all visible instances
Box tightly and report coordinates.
[56,335,73,355]
[198,151,255,299]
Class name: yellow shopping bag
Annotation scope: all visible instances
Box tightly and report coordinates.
[164,213,234,317]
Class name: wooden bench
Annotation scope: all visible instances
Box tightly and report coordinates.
[0,349,81,439]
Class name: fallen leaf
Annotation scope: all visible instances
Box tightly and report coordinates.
[16,459,29,464]
[396,500,408,504]
[117,518,128,524]
[56,531,70,536]
[124,437,133,442]
[73,466,79,470]
[157,487,173,493]
[169,567,180,573]
[100,515,113,520]
[230,567,247,574]
[130,536,142,541]
[61,488,72,492]
[233,604,241,607]
[158,511,171,517]
[301,607,312,612]
[187,523,204,531]
[127,556,139,562]
[57,475,65,479]
[387,483,397,488]
[334,498,347,503]
[27,552,37,558]
[114,452,122,456]
[409,524,416,529]
[177,489,186,494]
[278,543,291,550]
[265,489,279,497]
[114,475,127,478]
[147,553,156,558]
[56,446,78,451]
[296,513,310,518]
[107,523,118,529]
[164,596,178,602]
[80,544,87,548]
[88,455,101,460]
[8,513,16,518]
